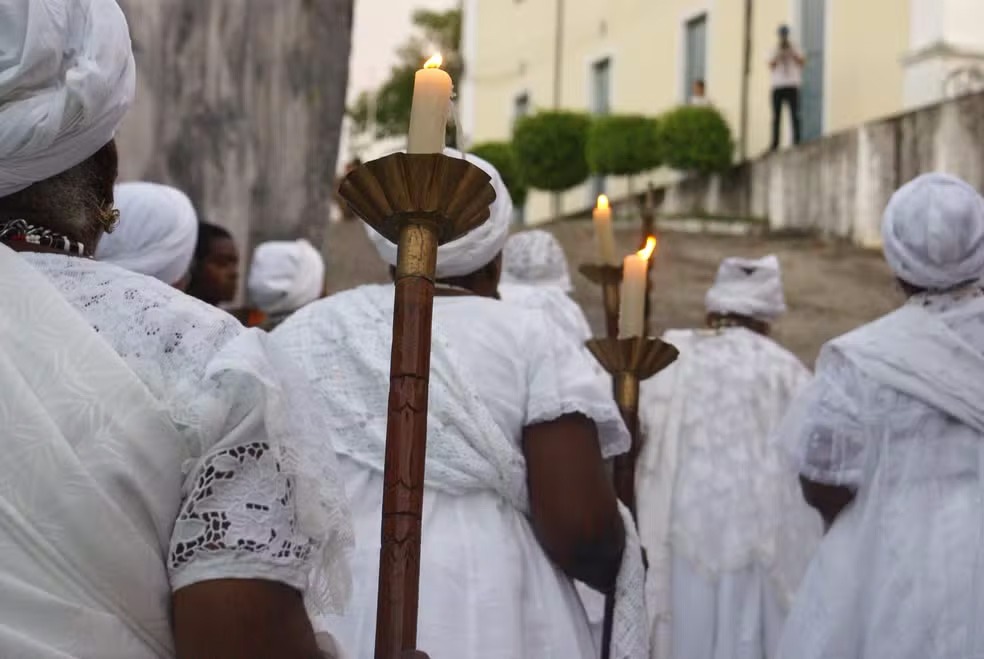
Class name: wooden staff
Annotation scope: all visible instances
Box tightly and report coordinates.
[374,222,438,658]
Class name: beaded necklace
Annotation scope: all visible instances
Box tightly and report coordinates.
[0,219,87,256]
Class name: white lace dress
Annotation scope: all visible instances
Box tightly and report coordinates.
[273,285,644,659]
[0,252,351,658]
[637,328,822,659]
[777,287,984,659]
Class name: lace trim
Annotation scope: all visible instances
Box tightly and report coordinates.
[169,442,316,571]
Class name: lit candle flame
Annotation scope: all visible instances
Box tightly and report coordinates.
[424,53,444,70]
[638,236,657,261]
[596,194,610,211]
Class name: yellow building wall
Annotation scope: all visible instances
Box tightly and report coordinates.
[468,0,911,224]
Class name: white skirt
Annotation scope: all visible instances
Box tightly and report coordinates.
[670,554,784,659]
[315,458,598,659]
[778,476,984,659]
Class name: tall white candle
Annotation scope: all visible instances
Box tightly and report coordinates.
[592,195,618,265]
[619,236,657,338]
[407,54,453,154]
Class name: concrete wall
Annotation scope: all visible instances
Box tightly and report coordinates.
[650,91,984,247]
[114,0,354,296]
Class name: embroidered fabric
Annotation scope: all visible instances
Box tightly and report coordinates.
[274,284,648,658]
[638,328,823,657]
[21,253,353,613]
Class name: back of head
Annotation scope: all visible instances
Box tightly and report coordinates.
[705,254,787,323]
[0,0,135,253]
[366,147,515,283]
[96,182,199,285]
[248,239,325,315]
[882,173,984,292]
[501,230,573,292]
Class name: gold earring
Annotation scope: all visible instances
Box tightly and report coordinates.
[99,204,121,234]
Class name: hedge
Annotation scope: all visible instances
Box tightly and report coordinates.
[586,114,661,176]
[512,111,592,192]
[469,141,528,208]
[657,106,734,174]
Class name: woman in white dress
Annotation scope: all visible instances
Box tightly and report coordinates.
[274,149,650,659]
[637,255,822,659]
[0,2,351,655]
[777,173,984,658]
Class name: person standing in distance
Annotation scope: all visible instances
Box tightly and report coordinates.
[769,25,805,151]
[188,222,240,308]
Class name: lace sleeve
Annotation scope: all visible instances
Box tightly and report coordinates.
[777,349,869,487]
[168,330,353,613]
[523,313,630,458]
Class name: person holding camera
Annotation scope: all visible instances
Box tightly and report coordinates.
[769,25,806,151]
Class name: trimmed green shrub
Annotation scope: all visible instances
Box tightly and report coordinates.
[586,114,661,176]
[470,141,528,208]
[657,106,735,174]
[512,111,592,192]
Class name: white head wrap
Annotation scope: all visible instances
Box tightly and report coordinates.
[705,254,787,321]
[501,230,574,292]
[882,173,984,290]
[248,239,326,315]
[96,182,199,285]
[0,0,136,197]
[367,147,514,278]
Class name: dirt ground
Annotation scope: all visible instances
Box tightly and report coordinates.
[324,219,900,366]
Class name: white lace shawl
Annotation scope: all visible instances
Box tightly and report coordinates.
[781,286,984,487]
[638,328,822,657]
[499,283,594,345]
[273,284,650,659]
[21,253,353,614]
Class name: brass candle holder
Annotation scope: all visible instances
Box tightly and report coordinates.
[579,263,623,339]
[339,152,496,659]
[586,335,679,659]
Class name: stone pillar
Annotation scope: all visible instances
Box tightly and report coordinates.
[904,0,984,109]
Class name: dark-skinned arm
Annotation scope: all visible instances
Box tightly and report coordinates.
[173,579,321,659]
[800,476,856,530]
[524,413,625,593]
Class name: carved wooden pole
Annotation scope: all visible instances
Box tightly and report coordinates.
[375,221,438,657]
[640,184,657,338]
[586,336,680,659]
[339,153,495,659]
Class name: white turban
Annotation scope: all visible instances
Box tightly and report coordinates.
[367,148,514,278]
[248,239,325,315]
[501,230,574,292]
[705,254,787,321]
[882,173,984,290]
[0,0,136,197]
[96,182,199,285]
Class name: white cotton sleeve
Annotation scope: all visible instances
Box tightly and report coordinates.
[776,348,869,487]
[523,315,630,458]
[167,329,353,613]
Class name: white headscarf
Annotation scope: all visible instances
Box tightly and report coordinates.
[501,230,574,292]
[367,148,514,278]
[882,173,984,291]
[96,182,199,285]
[248,239,325,315]
[0,0,136,197]
[705,254,787,321]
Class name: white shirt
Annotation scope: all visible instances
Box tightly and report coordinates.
[770,45,804,89]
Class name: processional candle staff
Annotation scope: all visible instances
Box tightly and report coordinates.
[337,53,494,659]
[587,235,676,659]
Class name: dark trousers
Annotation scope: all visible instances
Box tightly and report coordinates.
[771,86,801,150]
